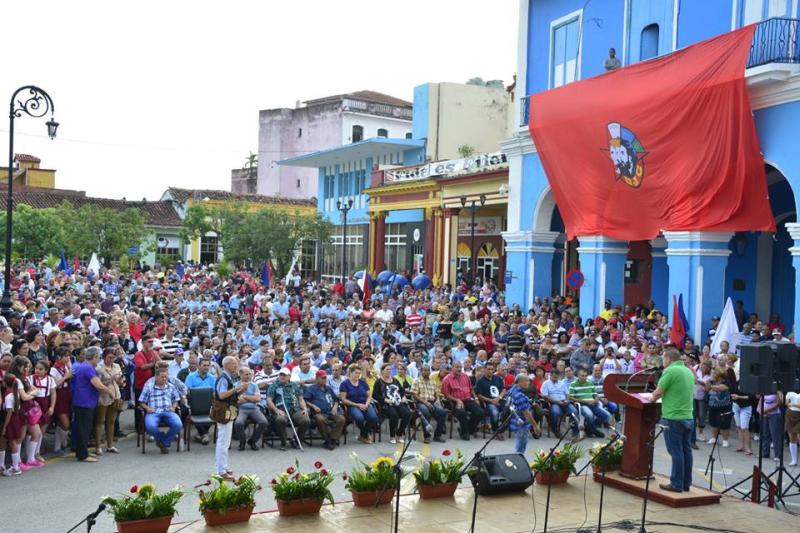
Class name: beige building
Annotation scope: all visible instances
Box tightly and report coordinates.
[412,82,511,162]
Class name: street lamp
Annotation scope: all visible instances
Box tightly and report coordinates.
[460,194,486,284]
[3,86,58,319]
[337,198,353,283]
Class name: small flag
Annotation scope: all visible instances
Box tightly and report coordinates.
[176,262,185,279]
[261,258,272,287]
[678,293,690,333]
[72,254,81,273]
[58,250,73,275]
[670,294,687,349]
[359,272,371,305]
[88,253,101,276]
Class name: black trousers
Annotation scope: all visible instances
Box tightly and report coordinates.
[453,400,484,436]
[73,406,96,460]
[382,404,412,437]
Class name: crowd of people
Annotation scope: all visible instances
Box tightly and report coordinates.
[1,261,799,482]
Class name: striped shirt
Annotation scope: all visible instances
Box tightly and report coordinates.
[406,313,423,329]
[138,381,180,413]
[508,385,532,431]
[568,379,596,401]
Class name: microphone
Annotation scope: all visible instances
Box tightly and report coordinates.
[89,503,106,519]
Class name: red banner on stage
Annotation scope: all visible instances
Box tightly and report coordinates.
[529,25,775,241]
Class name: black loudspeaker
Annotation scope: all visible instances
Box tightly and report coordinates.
[739,343,776,394]
[769,342,800,393]
[469,453,533,495]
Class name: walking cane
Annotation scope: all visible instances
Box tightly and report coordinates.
[277,387,304,451]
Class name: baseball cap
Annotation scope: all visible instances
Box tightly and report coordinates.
[772,328,782,335]
[712,316,720,321]
[315,370,328,378]
[278,367,291,376]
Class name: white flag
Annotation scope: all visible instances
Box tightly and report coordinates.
[88,253,101,276]
[710,297,739,357]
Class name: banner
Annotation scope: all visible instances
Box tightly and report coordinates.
[529,25,775,240]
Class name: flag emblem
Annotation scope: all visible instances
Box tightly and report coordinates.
[605,122,648,188]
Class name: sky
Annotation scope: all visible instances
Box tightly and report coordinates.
[0,0,517,200]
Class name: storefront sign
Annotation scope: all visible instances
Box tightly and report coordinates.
[504,270,512,284]
[458,216,502,236]
[384,151,507,182]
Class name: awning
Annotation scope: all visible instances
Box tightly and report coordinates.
[278,137,425,168]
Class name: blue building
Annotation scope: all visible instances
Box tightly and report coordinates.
[504,0,800,339]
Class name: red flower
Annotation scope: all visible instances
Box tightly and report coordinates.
[314,461,324,469]
[294,473,301,480]
[270,478,277,485]
[320,468,329,476]
[442,449,452,457]
[286,466,296,475]
[130,485,138,493]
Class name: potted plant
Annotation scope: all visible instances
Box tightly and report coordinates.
[413,449,464,499]
[270,460,335,517]
[588,439,624,474]
[102,484,183,533]
[344,454,398,507]
[198,474,261,526]
[529,443,583,485]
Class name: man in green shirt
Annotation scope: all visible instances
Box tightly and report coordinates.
[651,347,695,492]
[569,368,611,438]
[266,368,310,451]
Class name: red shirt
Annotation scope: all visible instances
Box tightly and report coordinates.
[133,350,157,390]
[129,322,144,343]
[441,372,473,401]
[288,307,302,323]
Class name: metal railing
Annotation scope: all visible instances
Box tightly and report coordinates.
[520,95,530,126]
[747,17,800,68]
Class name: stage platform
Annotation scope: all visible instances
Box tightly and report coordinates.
[168,481,797,532]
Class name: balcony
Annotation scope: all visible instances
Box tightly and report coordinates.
[520,18,800,126]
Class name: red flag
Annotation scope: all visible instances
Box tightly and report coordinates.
[359,272,371,306]
[72,254,81,273]
[670,295,686,349]
[529,25,775,241]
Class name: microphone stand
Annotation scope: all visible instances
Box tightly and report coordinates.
[575,432,622,533]
[541,416,573,533]
[66,503,105,533]
[376,403,419,533]
[703,427,722,492]
[639,425,664,533]
[458,407,514,533]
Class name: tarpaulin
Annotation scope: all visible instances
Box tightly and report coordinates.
[529,25,775,240]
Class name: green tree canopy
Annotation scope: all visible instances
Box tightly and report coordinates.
[0,204,66,259]
[56,201,149,261]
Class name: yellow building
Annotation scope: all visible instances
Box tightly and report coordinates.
[0,153,56,188]
[160,187,317,264]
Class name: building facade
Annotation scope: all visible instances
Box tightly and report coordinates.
[246,91,413,200]
[280,82,512,281]
[504,0,800,339]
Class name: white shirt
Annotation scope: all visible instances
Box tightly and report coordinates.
[786,391,800,412]
[375,309,394,324]
[167,359,188,379]
[463,320,482,342]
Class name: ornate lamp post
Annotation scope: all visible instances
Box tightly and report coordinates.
[337,199,354,283]
[460,194,486,284]
[3,86,58,318]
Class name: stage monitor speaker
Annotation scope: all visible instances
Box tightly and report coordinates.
[739,343,776,394]
[470,453,533,495]
[769,342,800,393]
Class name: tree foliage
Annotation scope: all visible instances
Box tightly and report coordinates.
[180,201,333,277]
[0,204,65,259]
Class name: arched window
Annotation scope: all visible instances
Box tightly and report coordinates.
[352,125,363,143]
[377,128,388,138]
[640,24,659,61]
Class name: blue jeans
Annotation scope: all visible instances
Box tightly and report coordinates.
[579,404,610,434]
[549,403,579,436]
[144,411,183,448]
[514,429,529,454]
[761,414,784,458]
[348,405,379,438]
[485,403,501,431]
[663,418,694,490]
[417,403,447,437]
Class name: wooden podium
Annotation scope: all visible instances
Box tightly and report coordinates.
[603,372,661,479]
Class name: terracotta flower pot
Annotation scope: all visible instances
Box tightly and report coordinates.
[351,489,395,507]
[534,470,570,485]
[418,482,458,499]
[203,505,255,526]
[116,515,173,533]
[276,498,323,517]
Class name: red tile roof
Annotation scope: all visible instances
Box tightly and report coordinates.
[165,187,316,207]
[0,185,182,227]
[14,153,41,163]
